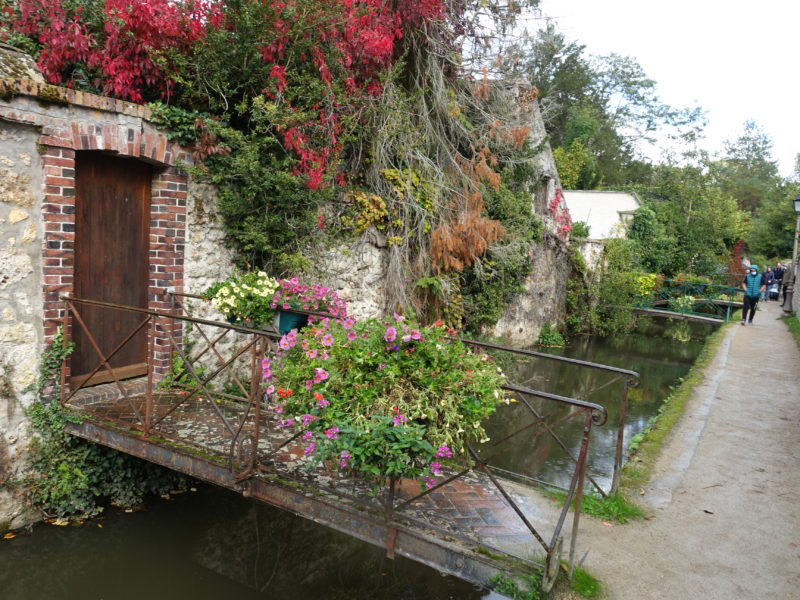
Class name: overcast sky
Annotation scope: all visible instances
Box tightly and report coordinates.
[532,0,800,177]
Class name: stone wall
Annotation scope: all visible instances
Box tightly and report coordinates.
[0,120,43,530]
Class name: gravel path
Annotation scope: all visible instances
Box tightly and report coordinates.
[572,300,800,599]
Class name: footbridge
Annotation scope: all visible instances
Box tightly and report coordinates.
[55,292,639,593]
[633,280,743,324]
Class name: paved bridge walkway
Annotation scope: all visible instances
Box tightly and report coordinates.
[570,300,800,599]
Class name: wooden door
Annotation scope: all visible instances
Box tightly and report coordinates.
[71,152,152,386]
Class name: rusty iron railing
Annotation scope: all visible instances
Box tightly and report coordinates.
[59,292,629,591]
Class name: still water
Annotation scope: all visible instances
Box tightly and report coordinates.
[0,319,714,600]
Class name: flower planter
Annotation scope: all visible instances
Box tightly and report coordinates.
[278,310,309,335]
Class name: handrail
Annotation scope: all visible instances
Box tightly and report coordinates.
[59,293,616,590]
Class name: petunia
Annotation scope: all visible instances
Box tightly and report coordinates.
[321,334,334,347]
[384,327,397,342]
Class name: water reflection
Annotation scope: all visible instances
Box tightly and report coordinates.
[482,319,715,490]
[0,487,499,600]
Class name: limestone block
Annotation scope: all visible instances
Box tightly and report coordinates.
[0,169,34,208]
[0,251,33,286]
[7,208,28,224]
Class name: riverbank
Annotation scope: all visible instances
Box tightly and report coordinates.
[569,300,800,598]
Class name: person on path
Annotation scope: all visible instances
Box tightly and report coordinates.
[775,262,786,301]
[741,265,765,324]
[761,266,776,300]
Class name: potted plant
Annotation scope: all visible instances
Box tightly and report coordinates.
[270,277,348,334]
[203,270,280,329]
[262,313,508,489]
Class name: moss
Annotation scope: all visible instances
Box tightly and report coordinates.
[0,79,17,102]
[0,520,10,534]
[35,84,69,106]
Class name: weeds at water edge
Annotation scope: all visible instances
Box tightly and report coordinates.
[543,489,644,524]
[570,567,601,598]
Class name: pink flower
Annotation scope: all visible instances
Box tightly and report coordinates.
[410,329,421,340]
[265,384,275,395]
[321,334,334,347]
[316,397,329,408]
[302,431,314,441]
[346,330,357,342]
[393,414,408,427]
[305,379,313,390]
[343,317,355,330]
[313,368,329,383]
[301,413,317,426]
[430,461,442,475]
[339,450,351,468]
[304,442,316,455]
[435,445,452,458]
[306,349,318,359]
[384,327,397,342]
[325,427,340,439]
[424,477,436,489]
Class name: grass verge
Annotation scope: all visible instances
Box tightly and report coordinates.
[781,315,800,349]
[619,320,733,494]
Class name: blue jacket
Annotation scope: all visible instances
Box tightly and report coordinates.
[743,270,763,298]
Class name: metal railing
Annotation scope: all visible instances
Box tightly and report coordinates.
[58,291,639,590]
[635,280,743,322]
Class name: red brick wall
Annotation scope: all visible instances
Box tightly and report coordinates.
[3,80,194,385]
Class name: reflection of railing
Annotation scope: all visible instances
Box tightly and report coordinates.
[635,281,743,322]
[460,338,639,496]
[59,292,621,591]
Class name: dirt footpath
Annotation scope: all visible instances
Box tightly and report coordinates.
[572,300,800,599]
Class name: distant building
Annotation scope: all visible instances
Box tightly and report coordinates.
[562,190,641,268]
[563,190,641,240]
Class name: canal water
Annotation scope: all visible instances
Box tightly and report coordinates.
[0,318,714,600]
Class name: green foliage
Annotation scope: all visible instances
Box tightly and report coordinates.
[487,572,543,600]
[571,567,602,598]
[570,220,591,239]
[36,326,73,398]
[23,401,188,519]
[201,121,332,274]
[146,102,206,145]
[580,493,645,524]
[460,178,543,332]
[22,335,188,519]
[746,187,798,261]
[537,324,565,347]
[158,353,207,392]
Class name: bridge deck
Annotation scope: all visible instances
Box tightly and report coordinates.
[64,383,571,589]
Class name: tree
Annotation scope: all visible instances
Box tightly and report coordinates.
[503,23,702,188]
[713,121,783,212]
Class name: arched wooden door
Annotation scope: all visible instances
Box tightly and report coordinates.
[71,152,152,386]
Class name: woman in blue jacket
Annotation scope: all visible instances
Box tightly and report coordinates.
[741,265,766,325]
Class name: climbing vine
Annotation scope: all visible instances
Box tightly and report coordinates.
[22,333,188,519]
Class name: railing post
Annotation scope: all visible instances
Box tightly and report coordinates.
[144,314,156,435]
[610,377,629,495]
[568,411,593,580]
[59,301,70,406]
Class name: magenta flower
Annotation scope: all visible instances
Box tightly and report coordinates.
[410,329,421,340]
[321,334,334,347]
[313,368,329,383]
[306,348,318,359]
[325,427,340,439]
[424,477,436,489]
[301,413,316,426]
[435,445,452,458]
[272,403,283,414]
[430,461,442,475]
[346,330,357,342]
[392,414,408,427]
[340,450,351,468]
[384,327,397,342]
[302,431,314,441]
[316,397,329,408]
[343,317,355,330]
[305,379,313,390]
[304,442,316,455]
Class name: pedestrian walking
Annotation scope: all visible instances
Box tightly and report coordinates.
[761,266,775,301]
[741,265,765,325]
